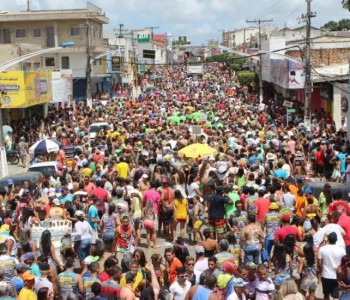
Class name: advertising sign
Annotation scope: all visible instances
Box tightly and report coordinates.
[288,61,305,89]
[0,70,52,108]
[138,33,151,43]
[107,53,122,74]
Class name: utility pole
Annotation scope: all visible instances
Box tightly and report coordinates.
[85,17,92,106]
[246,18,273,104]
[27,0,30,11]
[301,0,316,125]
[118,23,124,38]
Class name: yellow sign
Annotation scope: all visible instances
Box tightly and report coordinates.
[0,70,52,108]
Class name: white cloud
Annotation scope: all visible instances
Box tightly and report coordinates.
[0,0,348,44]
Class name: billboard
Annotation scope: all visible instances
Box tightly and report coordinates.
[0,70,52,108]
[187,65,203,75]
[288,61,305,89]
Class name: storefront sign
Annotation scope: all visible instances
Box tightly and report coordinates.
[0,70,52,108]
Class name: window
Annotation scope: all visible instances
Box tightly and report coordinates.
[70,26,80,36]
[61,56,70,69]
[45,57,55,67]
[33,62,40,70]
[22,62,31,70]
[33,28,41,37]
[16,29,26,38]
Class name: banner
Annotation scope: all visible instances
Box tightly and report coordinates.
[0,70,52,108]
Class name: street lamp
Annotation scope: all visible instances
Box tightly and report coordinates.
[0,42,75,178]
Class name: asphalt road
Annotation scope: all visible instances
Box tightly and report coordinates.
[6,161,325,299]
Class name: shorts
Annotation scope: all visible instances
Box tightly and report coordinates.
[102,231,115,245]
[208,219,226,234]
[275,274,290,287]
[301,277,318,292]
[193,220,203,230]
[75,238,91,261]
[175,218,187,223]
[91,230,98,244]
[163,208,174,224]
[144,219,155,230]
[321,277,338,297]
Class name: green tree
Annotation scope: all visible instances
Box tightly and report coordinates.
[338,18,350,30]
[343,0,350,11]
[236,71,258,86]
[323,20,339,31]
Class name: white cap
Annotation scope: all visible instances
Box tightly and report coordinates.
[52,198,60,205]
[75,210,84,217]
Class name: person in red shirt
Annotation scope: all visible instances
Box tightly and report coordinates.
[92,180,110,217]
[165,247,183,284]
[314,147,325,177]
[255,189,270,225]
[99,256,119,283]
[92,148,105,163]
[337,210,350,255]
[274,213,302,243]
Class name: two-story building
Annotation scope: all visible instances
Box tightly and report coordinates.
[0,1,109,110]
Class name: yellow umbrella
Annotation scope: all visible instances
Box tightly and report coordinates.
[178,143,217,158]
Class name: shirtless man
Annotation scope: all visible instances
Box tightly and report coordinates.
[120,271,136,300]
[158,177,175,237]
[240,214,264,265]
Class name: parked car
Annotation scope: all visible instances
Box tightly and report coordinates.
[0,172,43,191]
[27,161,59,178]
[88,122,109,143]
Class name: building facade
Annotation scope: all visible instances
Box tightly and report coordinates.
[0,1,109,102]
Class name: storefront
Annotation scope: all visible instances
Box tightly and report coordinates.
[0,70,52,123]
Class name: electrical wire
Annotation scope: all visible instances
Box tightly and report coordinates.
[311,67,350,95]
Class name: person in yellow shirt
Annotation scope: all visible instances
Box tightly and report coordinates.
[172,190,188,243]
[116,158,129,179]
[81,162,92,178]
[18,271,37,300]
[120,260,143,291]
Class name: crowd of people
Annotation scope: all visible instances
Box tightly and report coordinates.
[0,63,350,300]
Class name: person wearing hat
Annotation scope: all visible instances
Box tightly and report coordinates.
[227,278,247,300]
[318,232,346,300]
[264,202,281,258]
[70,210,94,270]
[193,245,208,283]
[49,198,66,220]
[17,271,36,300]
[274,212,302,243]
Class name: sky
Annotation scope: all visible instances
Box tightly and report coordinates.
[1,0,349,45]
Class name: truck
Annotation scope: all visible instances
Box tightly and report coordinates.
[187,55,204,76]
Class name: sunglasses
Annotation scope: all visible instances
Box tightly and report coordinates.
[187,263,194,266]
[179,274,188,278]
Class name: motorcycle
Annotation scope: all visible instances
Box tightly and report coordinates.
[6,150,20,165]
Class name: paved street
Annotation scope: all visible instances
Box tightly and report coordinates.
[5,161,325,299]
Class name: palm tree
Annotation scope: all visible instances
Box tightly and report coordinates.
[343,0,350,11]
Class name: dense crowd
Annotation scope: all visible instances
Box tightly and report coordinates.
[0,64,350,300]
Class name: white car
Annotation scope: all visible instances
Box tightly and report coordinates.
[88,122,109,143]
[28,161,59,177]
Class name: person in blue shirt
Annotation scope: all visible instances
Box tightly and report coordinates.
[273,162,288,180]
[337,149,347,175]
[58,186,74,204]
[88,196,100,246]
